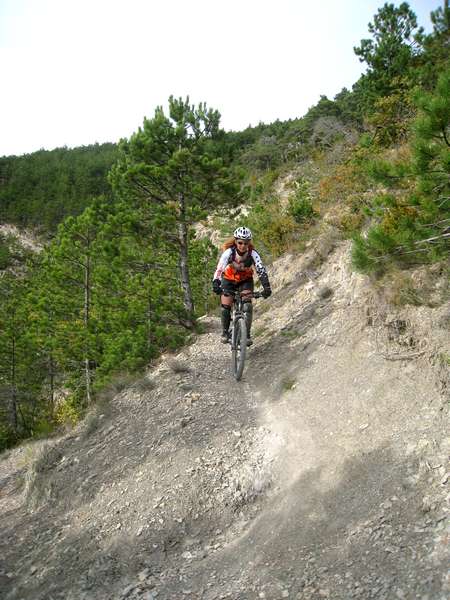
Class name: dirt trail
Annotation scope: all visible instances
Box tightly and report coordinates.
[0,240,449,600]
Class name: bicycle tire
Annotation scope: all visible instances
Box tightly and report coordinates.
[232,316,247,381]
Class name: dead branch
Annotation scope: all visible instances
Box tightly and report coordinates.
[380,350,426,361]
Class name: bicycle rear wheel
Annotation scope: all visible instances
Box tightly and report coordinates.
[232,316,247,381]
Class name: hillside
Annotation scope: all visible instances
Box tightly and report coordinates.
[0,6,449,596]
[1,231,448,600]
[0,143,118,230]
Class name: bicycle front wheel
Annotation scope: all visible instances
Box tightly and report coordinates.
[232,316,247,381]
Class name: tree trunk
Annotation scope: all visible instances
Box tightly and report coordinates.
[10,336,18,432]
[203,253,209,316]
[49,353,55,417]
[147,291,155,351]
[84,253,92,404]
[177,194,194,328]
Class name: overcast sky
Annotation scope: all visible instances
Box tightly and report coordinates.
[0,0,436,157]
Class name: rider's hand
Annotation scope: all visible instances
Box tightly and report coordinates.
[262,287,272,299]
[212,279,222,295]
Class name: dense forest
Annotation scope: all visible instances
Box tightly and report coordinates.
[0,1,449,449]
[0,143,118,230]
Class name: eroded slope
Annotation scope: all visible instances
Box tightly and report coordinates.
[0,239,448,600]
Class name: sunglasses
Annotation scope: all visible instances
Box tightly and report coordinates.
[236,240,249,246]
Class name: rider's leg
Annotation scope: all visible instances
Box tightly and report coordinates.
[241,280,254,346]
[220,280,234,342]
[220,301,232,342]
[242,301,253,344]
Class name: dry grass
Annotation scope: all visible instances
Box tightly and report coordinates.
[94,372,146,408]
[231,464,272,508]
[81,410,101,439]
[373,262,450,309]
[166,358,191,374]
[132,376,156,394]
[281,377,297,392]
[96,373,136,401]
[317,286,334,300]
[253,324,268,338]
[23,442,62,509]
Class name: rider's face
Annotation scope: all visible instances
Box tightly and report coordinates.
[236,239,249,248]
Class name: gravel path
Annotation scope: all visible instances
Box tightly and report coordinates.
[0,241,448,600]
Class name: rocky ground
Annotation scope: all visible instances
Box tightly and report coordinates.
[0,223,43,253]
[0,239,449,600]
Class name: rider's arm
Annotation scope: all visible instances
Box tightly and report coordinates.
[251,249,271,294]
[251,249,269,280]
[213,248,232,281]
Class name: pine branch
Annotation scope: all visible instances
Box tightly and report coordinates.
[423,169,450,175]
[126,261,171,273]
[392,247,430,256]
[414,232,450,244]
[132,179,168,204]
[421,218,450,228]
[52,251,89,270]
[52,272,86,289]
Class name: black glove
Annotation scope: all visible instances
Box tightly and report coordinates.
[262,287,272,299]
[212,279,222,295]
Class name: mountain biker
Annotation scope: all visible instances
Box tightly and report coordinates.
[212,226,272,345]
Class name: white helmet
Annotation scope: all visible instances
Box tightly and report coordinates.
[233,226,252,240]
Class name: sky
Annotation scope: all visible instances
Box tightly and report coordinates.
[0,0,437,156]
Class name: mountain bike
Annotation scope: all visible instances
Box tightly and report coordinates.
[229,290,262,381]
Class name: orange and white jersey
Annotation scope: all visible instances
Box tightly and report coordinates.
[213,246,268,283]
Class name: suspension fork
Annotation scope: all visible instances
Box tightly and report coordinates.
[231,294,245,346]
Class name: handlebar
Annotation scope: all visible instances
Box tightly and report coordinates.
[219,289,264,299]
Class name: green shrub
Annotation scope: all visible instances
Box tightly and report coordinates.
[54,395,81,428]
[0,234,25,270]
[281,377,296,392]
[0,240,13,270]
[0,423,17,452]
[288,192,316,224]
[246,195,298,258]
[31,418,56,439]
[358,133,374,149]
[367,84,415,147]
[339,211,366,236]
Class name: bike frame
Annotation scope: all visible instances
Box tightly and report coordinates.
[229,290,262,381]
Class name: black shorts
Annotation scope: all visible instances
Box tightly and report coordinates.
[221,277,254,296]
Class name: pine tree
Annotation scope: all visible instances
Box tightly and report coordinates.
[352,66,450,272]
[354,2,423,110]
[414,0,450,89]
[110,96,237,327]
[91,201,188,380]
[0,273,45,446]
[38,202,110,406]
